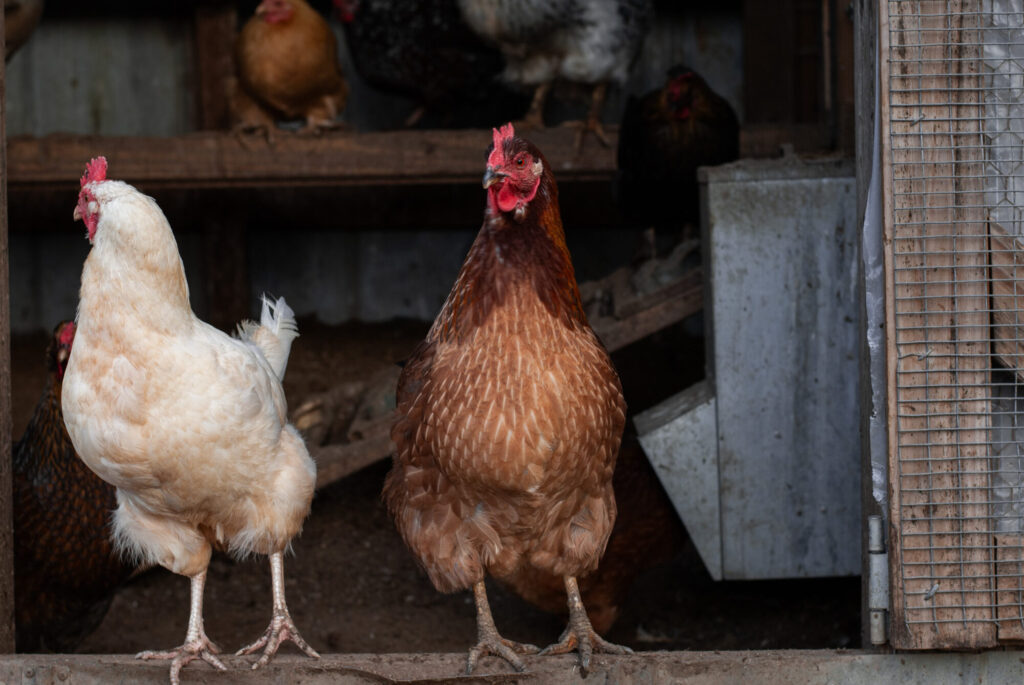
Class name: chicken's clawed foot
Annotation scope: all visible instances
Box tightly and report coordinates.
[466,625,539,674]
[466,579,538,674]
[236,607,320,670]
[562,117,611,153]
[137,634,226,685]
[538,575,632,675]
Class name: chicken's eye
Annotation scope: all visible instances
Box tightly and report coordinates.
[515,156,526,167]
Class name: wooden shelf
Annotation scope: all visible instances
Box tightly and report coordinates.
[7,127,618,193]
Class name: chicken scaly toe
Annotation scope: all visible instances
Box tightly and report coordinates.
[466,581,539,674]
[538,576,633,674]
[562,82,612,153]
[236,552,320,669]
[136,571,226,685]
[513,81,552,132]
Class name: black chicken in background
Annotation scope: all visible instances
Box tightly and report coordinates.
[333,0,528,129]
[616,66,740,256]
[13,322,136,652]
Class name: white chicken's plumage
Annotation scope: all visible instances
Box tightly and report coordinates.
[456,0,650,87]
[62,165,319,683]
[455,0,652,147]
[237,294,300,382]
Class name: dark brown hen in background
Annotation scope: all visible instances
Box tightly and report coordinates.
[386,124,630,674]
[13,321,135,652]
[617,66,739,246]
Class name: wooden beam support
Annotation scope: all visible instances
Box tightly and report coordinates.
[6,127,618,192]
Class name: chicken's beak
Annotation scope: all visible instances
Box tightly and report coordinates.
[73,205,81,221]
[483,167,507,189]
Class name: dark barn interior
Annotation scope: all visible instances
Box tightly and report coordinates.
[2,0,864,681]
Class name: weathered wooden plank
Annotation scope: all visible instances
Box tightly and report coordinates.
[588,270,703,354]
[0,1,14,655]
[313,416,394,490]
[6,127,618,191]
[882,0,993,650]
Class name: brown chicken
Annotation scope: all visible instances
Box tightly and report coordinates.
[231,0,348,136]
[386,123,629,674]
[502,430,685,635]
[13,321,135,652]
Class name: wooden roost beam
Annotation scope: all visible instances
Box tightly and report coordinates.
[5,127,618,192]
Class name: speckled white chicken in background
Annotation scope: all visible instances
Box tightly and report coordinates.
[61,157,319,685]
[455,0,652,148]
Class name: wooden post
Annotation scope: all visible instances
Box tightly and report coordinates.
[200,203,249,331]
[0,1,16,654]
[193,3,237,131]
[881,0,994,650]
[193,4,249,329]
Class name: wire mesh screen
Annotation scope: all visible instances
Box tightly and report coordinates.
[882,0,1024,649]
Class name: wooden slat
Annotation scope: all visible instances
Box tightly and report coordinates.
[881,0,994,650]
[0,1,14,655]
[5,127,618,192]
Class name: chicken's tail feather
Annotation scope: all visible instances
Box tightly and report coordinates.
[236,294,299,381]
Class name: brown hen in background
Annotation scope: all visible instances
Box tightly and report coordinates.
[13,321,135,652]
[386,124,630,675]
[231,0,348,136]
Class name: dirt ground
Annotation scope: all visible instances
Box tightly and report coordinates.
[10,318,860,663]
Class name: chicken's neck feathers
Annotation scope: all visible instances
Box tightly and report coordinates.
[434,186,586,342]
[78,195,194,337]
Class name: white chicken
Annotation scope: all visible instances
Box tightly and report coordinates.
[456,0,652,148]
[62,158,318,684]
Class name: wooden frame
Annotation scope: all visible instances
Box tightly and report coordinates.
[0,0,14,654]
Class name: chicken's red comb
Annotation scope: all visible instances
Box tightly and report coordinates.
[80,156,108,188]
[489,123,515,167]
[492,123,515,150]
[58,322,76,347]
